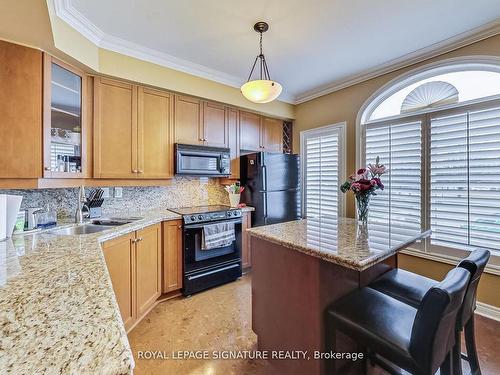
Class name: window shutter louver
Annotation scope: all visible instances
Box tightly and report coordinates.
[303,129,342,218]
[365,121,422,232]
[430,106,500,250]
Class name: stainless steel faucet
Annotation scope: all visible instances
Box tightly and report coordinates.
[75,185,88,224]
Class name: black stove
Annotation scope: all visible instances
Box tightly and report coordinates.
[170,205,243,296]
[170,205,242,224]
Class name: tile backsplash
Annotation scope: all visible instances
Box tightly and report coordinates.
[0,177,229,218]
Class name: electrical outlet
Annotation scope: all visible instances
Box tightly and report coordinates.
[114,187,123,198]
[101,188,110,198]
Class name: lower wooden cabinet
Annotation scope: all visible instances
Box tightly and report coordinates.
[135,224,162,318]
[242,211,252,269]
[162,220,183,293]
[102,232,136,331]
[103,223,162,332]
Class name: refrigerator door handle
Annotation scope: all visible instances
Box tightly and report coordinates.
[261,165,267,191]
[263,192,268,219]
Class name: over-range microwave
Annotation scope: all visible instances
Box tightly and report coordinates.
[175,144,231,177]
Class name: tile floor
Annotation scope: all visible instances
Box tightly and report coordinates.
[128,274,500,375]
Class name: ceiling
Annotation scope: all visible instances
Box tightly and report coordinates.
[54,0,500,104]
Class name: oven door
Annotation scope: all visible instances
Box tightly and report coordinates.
[183,218,242,274]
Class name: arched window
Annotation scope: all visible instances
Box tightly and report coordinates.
[358,57,500,260]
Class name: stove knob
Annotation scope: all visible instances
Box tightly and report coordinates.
[198,215,203,220]
[227,211,232,216]
[190,215,196,221]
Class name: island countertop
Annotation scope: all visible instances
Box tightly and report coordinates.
[247,217,431,271]
[0,208,182,375]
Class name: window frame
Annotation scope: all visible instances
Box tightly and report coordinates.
[300,122,347,218]
[360,97,500,270]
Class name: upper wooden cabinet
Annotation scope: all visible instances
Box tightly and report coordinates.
[240,111,284,153]
[203,102,229,147]
[174,95,203,145]
[138,88,174,178]
[94,79,173,179]
[43,55,89,178]
[0,41,42,179]
[174,95,229,148]
[94,78,138,178]
[227,108,240,179]
[262,117,284,153]
[240,111,262,152]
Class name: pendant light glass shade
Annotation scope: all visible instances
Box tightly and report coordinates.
[241,22,282,104]
[241,79,283,104]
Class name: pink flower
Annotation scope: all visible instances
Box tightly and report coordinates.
[351,182,361,193]
[357,168,367,175]
[372,177,384,190]
[370,179,376,186]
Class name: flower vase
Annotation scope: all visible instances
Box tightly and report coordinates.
[229,193,241,208]
[356,194,370,224]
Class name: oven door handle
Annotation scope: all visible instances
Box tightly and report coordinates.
[187,263,240,280]
[184,218,242,229]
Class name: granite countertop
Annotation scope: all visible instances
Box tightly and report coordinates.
[247,217,431,271]
[0,208,182,375]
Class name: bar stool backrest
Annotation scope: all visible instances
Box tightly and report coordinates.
[457,249,491,328]
[409,268,470,374]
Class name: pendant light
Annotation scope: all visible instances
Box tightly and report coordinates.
[241,22,282,104]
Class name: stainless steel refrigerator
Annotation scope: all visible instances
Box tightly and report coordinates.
[240,152,301,226]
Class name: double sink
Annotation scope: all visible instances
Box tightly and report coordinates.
[50,218,142,236]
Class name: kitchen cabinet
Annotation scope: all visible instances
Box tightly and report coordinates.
[174,95,203,145]
[103,223,162,332]
[203,101,229,147]
[0,41,42,179]
[43,54,89,178]
[240,111,284,153]
[174,96,229,148]
[262,117,283,153]
[94,78,138,179]
[94,79,173,179]
[242,211,252,269]
[227,107,240,179]
[135,223,162,318]
[240,111,262,152]
[102,232,136,331]
[162,220,183,293]
[138,87,174,178]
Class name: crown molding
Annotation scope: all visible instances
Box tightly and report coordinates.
[53,0,500,105]
[294,19,500,104]
[51,0,296,104]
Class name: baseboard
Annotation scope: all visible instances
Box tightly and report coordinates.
[476,302,500,322]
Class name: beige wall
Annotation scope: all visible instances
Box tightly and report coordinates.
[399,254,499,308]
[294,33,500,218]
[0,0,294,120]
[295,34,500,309]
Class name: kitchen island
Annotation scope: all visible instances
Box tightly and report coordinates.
[248,217,431,375]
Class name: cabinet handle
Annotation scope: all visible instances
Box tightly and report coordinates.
[132,169,138,173]
[178,225,182,229]
[199,138,204,141]
[137,237,143,242]
[44,167,51,171]
[132,237,143,243]
[138,170,144,174]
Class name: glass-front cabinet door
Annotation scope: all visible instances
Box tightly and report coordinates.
[43,55,88,178]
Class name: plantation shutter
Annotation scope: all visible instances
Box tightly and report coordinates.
[365,120,422,231]
[430,106,500,250]
[303,126,343,218]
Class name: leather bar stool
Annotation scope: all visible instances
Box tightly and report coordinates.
[325,268,470,375]
[370,249,490,375]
